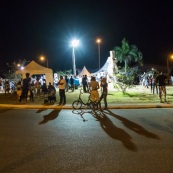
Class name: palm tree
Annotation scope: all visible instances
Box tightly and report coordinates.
[114,38,143,74]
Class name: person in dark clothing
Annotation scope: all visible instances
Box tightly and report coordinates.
[47,82,56,102]
[82,75,88,92]
[41,82,48,94]
[151,73,158,95]
[30,81,35,102]
[70,76,74,91]
[100,77,108,109]
[156,72,167,103]
[20,73,31,102]
[65,76,69,92]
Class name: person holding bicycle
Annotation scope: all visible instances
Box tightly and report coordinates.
[89,76,101,110]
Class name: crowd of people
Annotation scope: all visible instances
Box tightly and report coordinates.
[1,68,173,106]
[140,71,171,103]
[10,73,108,109]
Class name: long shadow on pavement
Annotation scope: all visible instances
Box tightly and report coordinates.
[93,110,137,151]
[105,109,160,139]
[74,109,137,151]
[39,109,61,124]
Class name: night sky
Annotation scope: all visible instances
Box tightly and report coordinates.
[1,0,173,72]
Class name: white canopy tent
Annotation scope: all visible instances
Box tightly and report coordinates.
[16,60,53,85]
[91,51,118,78]
[78,66,91,77]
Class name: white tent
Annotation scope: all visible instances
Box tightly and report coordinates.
[16,60,53,85]
[91,51,118,78]
[78,66,91,77]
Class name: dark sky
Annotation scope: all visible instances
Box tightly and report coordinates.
[1,0,173,72]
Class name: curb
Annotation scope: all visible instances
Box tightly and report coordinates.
[0,104,173,109]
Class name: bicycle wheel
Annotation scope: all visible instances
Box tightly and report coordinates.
[72,100,82,109]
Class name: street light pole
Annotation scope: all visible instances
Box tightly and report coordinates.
[72,47,76,76]
[96,38,101,69]
[71,39,79,76]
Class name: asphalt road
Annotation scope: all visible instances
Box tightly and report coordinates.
[0,108,173,173]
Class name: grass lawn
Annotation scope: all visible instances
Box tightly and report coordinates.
[66,85,173,105]
[0,85,173,105]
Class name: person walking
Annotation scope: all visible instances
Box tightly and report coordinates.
[58,76,66,105]
[89,76,101,110]
[100,77,108,109]
[156,72,167,103]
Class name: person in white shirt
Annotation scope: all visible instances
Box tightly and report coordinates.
[58,76,66,105]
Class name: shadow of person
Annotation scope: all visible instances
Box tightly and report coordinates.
[39,109,61,125]
[93,111,137,151]
[105,109,159,139]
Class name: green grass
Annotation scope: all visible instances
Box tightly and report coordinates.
[0,85,173,105]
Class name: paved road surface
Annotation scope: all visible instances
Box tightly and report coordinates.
[0,108,173,173]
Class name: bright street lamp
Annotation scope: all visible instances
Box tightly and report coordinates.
[40,56,48,68]
[96,38,101,69]
[71,39,79,76]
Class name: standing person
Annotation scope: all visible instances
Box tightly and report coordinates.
[82,75,86,92]
[35,78,41,99]
[169,68,173,85]
[89,76,101,110]
[100,77,108,109]
[70,76,74,91]
[156,72,167,103]
[20,73,31,103]
[58,76,66,105]
[151,72,158,94]
[30,81,35,102]
[65,76,69,92]
[16,81,22,101]
[4,80,10,95]
[83,75,88,92]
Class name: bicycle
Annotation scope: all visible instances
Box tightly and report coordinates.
[72,89,98,110]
